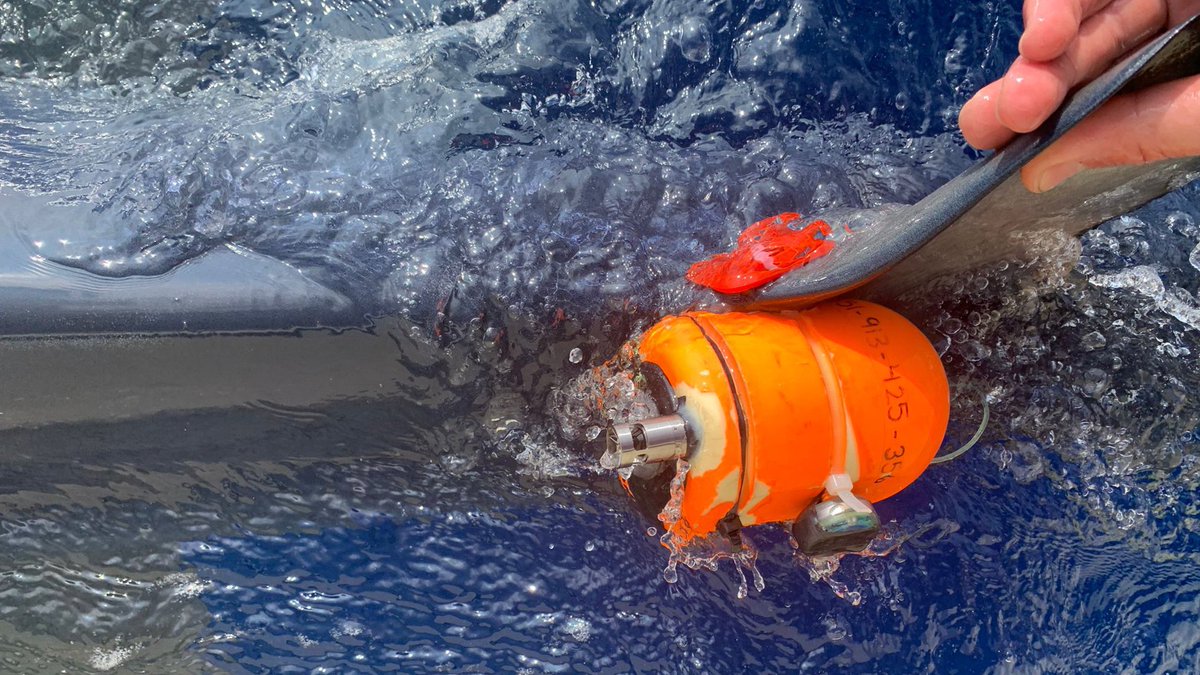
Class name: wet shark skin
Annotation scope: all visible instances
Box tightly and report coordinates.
[864,157,1200,301]
[0,193,359,336]
[741,15,1200,308]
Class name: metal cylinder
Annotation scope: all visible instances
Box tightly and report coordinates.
[603,414,688,469]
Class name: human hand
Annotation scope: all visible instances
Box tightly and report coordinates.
[958,0,1200,192]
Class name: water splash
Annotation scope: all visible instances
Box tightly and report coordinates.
[888,184,1200,564]
[548,340,658,446]
[658,457,690,585]
[794,520,961,605]
[5,0,1200,670]
[88,643,140,672]
[1089,266,1200,331]
[653,458,766,598]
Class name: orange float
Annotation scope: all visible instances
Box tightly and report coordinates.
[604,298,950,556]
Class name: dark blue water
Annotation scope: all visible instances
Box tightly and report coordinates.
[3,0,1200,672]
[179,458,1200,673]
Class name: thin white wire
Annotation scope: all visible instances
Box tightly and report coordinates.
[930,397,990,465]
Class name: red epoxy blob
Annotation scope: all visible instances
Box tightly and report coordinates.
[686,213,836,294]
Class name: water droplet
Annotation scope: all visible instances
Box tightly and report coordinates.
[662,562,678,584]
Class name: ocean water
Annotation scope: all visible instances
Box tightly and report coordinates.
[2,0,1200,672]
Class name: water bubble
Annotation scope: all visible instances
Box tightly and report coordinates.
[959,340,991,362]
[663,561,679,584]
[1081,367,1111,398]
[932,334,951,357]
[941,317,963,335]
[568,347,584,364]
[1080,331,1107,351]
[1110,215,1145,234]
[1189,242,1200,273]
[1167,211,1197,237]
[584,541,595,552]
[1158,341,1192,358]
[823,616,848,641]
[674,17,712,63]
[89,645,140,671]
[561,617,592,642]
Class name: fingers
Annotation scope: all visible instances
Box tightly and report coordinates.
[1020,0,1115,62]
[995,57,1073,135]
[958,81,1010,149]
[961,0,1170,149]
[998,0,1168,133]
[1020,74,1200,192]
[1168,0,1200,27]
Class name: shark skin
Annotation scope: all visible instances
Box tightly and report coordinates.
[732,15,1200,310]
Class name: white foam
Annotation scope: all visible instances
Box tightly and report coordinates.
[88,645,139,671]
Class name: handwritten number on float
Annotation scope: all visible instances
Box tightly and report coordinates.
[838,299,919,486]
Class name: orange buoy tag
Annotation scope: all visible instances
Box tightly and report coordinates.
[686,213,836,294]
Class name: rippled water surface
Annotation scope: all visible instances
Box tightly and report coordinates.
[3,0,1200,672]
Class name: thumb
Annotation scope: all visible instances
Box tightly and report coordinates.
[1021,74,1200,193]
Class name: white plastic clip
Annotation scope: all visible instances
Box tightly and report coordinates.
[824,473,872,513]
